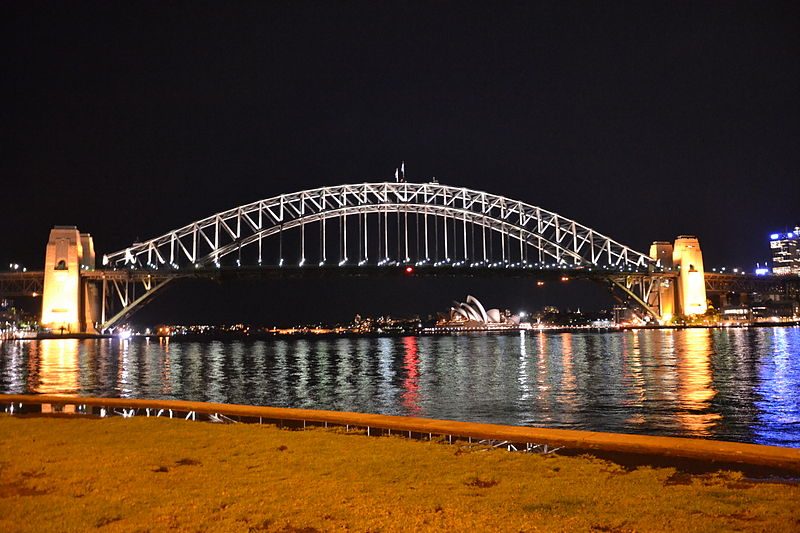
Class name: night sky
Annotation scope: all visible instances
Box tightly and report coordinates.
[3,2,798,325]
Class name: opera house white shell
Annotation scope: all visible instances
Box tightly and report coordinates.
[444,295,520,326]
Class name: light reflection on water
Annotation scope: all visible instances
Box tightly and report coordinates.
[37,339,79,395]
[1,328,799,447]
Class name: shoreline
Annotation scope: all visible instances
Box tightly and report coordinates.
[5,320,800,341]
[3,394,799,478]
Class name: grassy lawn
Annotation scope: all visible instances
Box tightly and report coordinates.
[0,415,798,532]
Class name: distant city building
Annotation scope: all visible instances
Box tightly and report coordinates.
[770,227,800,275]
[719,305,751,323]
[750,300,799,321]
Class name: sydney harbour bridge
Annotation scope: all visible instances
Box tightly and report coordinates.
[1,181,796,333]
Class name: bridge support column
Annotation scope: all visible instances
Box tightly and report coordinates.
[649,241,675,321]
[40,226,98,333]
[672,235,707,316]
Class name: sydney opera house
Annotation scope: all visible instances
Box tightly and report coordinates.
[429,295,529,332]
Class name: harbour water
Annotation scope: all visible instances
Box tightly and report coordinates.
[1,327,799,448]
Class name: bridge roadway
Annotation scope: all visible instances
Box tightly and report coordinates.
[2,266,798,298]
[3,263,665,295]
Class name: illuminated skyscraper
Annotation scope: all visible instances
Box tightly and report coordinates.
[770,227,800,275]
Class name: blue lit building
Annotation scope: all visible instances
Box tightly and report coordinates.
[770,227,800,275]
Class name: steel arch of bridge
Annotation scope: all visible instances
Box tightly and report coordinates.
[104,182,655,271]
[95,182,664,331]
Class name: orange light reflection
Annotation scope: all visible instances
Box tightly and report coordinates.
[677,329,721,435]
[36,339,79,395]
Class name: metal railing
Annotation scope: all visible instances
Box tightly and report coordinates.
[2,394,799,474]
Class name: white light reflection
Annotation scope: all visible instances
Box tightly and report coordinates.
[517,330,532,403]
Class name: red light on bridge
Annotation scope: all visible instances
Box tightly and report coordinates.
[536,281,545,286]
[561,276,569,282]
[405,266,414,274]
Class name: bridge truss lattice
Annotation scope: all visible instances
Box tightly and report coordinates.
[104,182,656,271]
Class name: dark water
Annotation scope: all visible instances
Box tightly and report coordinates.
[2,327,799,448]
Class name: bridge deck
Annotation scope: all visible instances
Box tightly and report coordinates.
[3,268,798,297]
[0,270,45,297]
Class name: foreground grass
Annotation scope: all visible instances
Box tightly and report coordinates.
[0,416,798,532]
